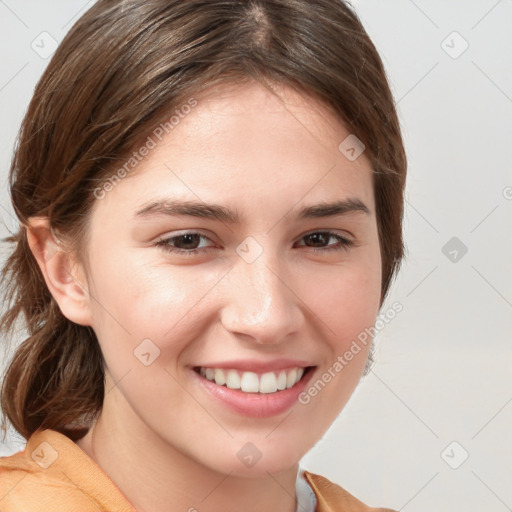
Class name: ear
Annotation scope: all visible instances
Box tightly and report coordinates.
[26,217,93,326]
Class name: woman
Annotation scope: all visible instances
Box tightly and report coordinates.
[0,1,406,510]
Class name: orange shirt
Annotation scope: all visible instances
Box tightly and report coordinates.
[0,428,395,511]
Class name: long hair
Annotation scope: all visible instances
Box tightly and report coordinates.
[1,0,407,442]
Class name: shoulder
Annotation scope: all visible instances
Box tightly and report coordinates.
[0,434,92,511]
[303,470,397,512]
[0,428,134,512]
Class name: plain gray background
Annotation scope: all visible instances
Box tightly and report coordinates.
[0,1,511,511]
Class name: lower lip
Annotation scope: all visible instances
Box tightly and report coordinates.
[192,367,316,418]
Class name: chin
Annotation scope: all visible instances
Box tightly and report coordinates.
[203,437,310,478]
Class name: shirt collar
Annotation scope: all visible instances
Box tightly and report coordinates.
[295,465,318,512]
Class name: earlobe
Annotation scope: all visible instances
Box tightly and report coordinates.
[26,217,93,327]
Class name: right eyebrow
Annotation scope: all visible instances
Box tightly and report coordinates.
[134,199,241,223]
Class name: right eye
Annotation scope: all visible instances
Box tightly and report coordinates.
[154,232,216,255]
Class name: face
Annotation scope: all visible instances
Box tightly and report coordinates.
[79,80,382,476]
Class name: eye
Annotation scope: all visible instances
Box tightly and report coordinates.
[154,232,215,255]
[295,231,354,252]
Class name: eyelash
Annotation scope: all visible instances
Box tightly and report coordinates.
[154,231,354,256]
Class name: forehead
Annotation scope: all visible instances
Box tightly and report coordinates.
[92,80,375,219]
[171,80,365,164]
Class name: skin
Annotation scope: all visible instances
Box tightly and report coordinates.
[28,79,382,512]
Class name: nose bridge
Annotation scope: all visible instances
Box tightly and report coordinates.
[221,242,301,343]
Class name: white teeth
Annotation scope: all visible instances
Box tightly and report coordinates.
[214,368,226,386]
[240,372,260,392]
[286,368,297,388]
[259,372,278,393]
[225,369,241,390]
[276,371,287,390]
[198,366,307,394]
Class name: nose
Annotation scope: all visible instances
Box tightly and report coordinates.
[220,249,304,345]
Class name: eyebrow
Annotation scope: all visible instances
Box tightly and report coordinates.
[134,197,370,223]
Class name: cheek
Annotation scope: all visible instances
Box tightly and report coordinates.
[86,251,224,358]
[294,262,380,426]
[298,254,382,346]
[307,250,381,401]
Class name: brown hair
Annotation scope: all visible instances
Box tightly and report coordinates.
[0,0,407,442]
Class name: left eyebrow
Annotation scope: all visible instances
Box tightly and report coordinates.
[296,198,370,219]
[134,197,370,223]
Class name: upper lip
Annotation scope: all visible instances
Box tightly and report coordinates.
[193,358,314,373]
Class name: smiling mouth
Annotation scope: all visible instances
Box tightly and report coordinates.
[193,366,314,394]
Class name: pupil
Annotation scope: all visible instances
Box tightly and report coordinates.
[179,234,199,248]
[309,233,326,247]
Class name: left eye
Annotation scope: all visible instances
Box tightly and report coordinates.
[154,231,353,255]
[296,232,353,252]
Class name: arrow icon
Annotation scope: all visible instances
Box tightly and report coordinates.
[441,441,469,469]
[338,134,365,161]
[237,441,262,467]
[31,441,58,468]
[236,237,263,263]
[442,236,468,263]
[440,31,469,60]
[134,339,161,366]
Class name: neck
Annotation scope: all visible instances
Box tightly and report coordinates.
[76,387,300,512]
